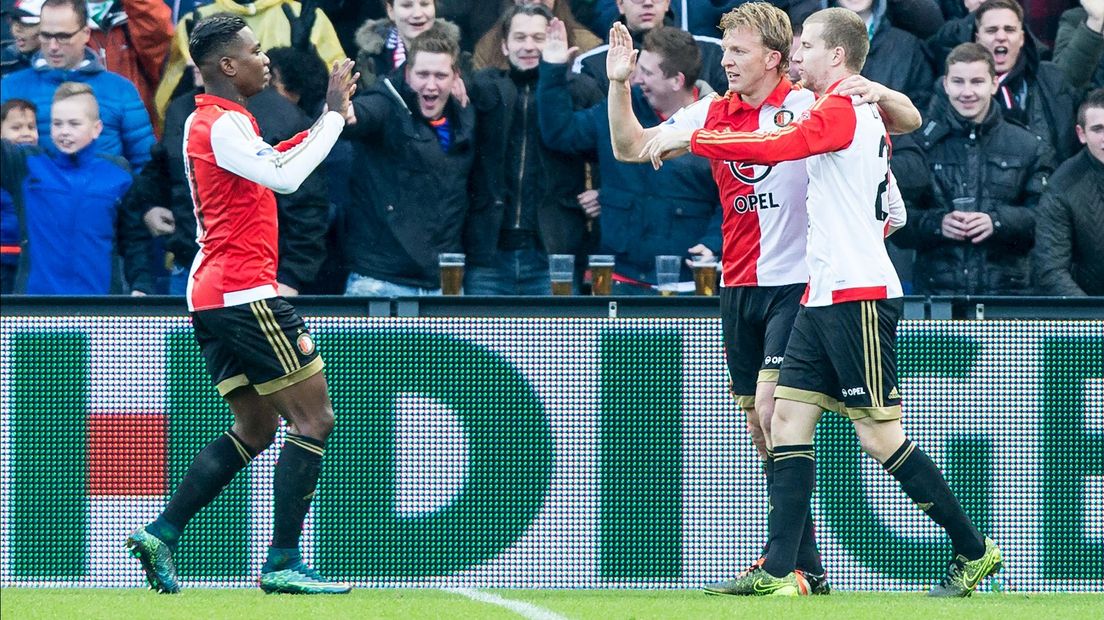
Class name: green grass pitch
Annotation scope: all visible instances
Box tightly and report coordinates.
[3,589,1103,620]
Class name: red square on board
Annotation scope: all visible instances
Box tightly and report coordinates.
[88,413,166,496]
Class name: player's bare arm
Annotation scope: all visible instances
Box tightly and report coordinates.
[603,21,666,163]
[835,74,921,134]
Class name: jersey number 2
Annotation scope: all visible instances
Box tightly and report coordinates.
[873,135,889,222]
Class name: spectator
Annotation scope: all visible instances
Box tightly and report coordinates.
[342,26,476,295]
[1033,88,1104,296]
[832,0,935,110]
[84,0,174,130]
[973,0,1080,161]
[0,0,155,170]
[541,25,721,292]
[1053,2,1104,92]
[893,43,1053,295]
[928,0,983,66]
[572,0,729,94]
[464,7,603,295]
[589,0,948,40]
[0,98,37,294]
[1,0,42,76]
[473,0,602,70]
[155,0,346,124]
[353,0,466,89]
[268,46,329,116]
[0,82,151,295]
[437,0,511,51]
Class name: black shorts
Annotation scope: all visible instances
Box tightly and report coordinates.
[191,297,324,396]
[721,283,804,409]
[776,298,903,420]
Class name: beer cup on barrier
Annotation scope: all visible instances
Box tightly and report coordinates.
[691,256,718,296]
[439,253,465,295]
[549,254,574,295]
[655,255,681,296]
[589,254,615,296]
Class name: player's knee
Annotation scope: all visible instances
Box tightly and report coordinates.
[855,429,895,463]
[295,404,335,441]
[234,419,277,452]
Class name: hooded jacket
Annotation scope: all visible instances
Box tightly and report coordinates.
[342,69,477,290]
[0,48,155,170]
[154,0,346,124]
[352,17,467,90]
[893,100,1054,295]
[0,140,151,294]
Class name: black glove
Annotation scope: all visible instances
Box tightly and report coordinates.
[282,0,319,51]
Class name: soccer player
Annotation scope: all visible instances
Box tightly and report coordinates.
[125,14,357,595]
[605,2,919,595]
[640,7,1001,597]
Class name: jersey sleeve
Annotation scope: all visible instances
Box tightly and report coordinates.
[210,110,345,195]
[689,94,857,165]
[662,95,715,131]
[884,170,907,237]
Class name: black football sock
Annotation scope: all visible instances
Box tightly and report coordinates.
[157,430,259,550]
[270,433,325,558]
[884,439,986,560]
[761,451,774,556]
[761,444,815,578]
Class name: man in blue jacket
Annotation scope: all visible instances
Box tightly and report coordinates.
[540,24,721,292]
[0,0,154,170]
[0,82,151,294]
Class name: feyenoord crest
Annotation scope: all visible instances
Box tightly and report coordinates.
[726,161,773,183]
[297,333,316,356]
[774,109,794,127]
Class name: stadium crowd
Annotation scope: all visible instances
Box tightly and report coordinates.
[1,0,1101,297]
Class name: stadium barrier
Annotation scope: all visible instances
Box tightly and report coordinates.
[1,296,1101,591]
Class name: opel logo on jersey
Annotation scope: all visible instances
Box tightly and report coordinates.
[726,161,773,184]
[774,109,794,126]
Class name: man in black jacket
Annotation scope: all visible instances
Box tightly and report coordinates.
[1033,88,1104,296]
[343,25,475,295]
[464,4,602,295]
[970,0,1080,161]
[893,43,1053,295]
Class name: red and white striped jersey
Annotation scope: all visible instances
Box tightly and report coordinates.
[665,78,814,288]
[183,94,344,311]
[689,79,905,307]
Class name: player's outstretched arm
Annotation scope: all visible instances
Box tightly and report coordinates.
[835,75,922,134]
[604,21,661,163]
[212,60,354,194]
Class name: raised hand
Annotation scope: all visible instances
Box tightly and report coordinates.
[325,59,359,119]
[543,18,578,65]
[606,22,637,83]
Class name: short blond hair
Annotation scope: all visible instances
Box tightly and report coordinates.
[719,2,792,74]
[804,8,869,73]
[52,82,100,119]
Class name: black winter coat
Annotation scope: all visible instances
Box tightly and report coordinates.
[892,102,1054,295]
[1032,149,1104,296]
[464,67,603,267]
[344,71,476,289]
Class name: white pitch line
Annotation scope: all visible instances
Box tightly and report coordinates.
[442,587,572,620]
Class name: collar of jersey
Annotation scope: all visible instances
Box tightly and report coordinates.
[726,76,795,114]
[195,94,250,116]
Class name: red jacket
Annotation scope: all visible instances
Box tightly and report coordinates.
[87,0,173,133]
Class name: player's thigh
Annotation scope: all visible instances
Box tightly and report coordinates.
[821,299,903,423]
[775,306,844,416]
[754,284,804,424]
[261,370,334,436]
[721,286,765,413]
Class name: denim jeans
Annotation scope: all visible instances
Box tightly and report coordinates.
[464,248,552,296]
[345,272,441,296]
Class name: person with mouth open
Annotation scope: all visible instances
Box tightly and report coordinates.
[970,0,1080,161]
[342,24,476,296]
